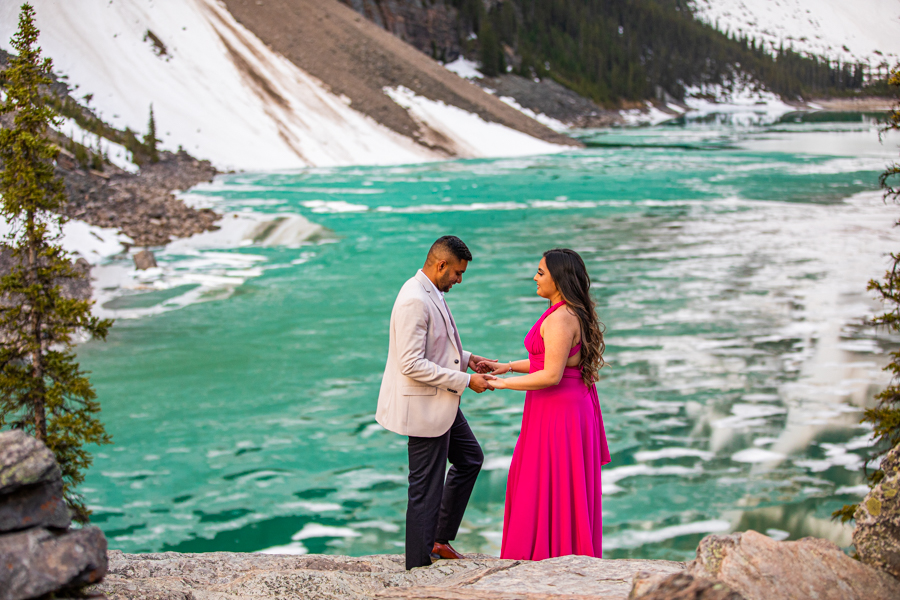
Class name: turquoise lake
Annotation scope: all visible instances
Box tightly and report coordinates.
[77,113,900,560]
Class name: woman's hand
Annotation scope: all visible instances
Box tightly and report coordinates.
[487,377,507,389]
[476,360,508,375]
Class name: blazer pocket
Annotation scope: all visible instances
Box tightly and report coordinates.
[401,386,437,396]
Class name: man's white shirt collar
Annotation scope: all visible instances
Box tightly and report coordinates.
[418,269,446,300]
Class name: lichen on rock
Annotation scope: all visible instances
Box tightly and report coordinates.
[853,443,900,579]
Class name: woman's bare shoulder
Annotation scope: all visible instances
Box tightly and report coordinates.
[544,307,580,331]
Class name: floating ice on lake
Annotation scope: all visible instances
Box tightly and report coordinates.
[483,456,514,471]
[301,200,369,213]
[604,519,730,550]
[633,448,713,462]
[291,524,360,540]
[277,501,341,513]
[731,449,787,463]
[256,540,308,555]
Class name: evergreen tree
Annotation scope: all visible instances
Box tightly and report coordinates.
[144,103,159,163]
[833,69,900,523]
[478,19,504,77]
[0,3,111,522]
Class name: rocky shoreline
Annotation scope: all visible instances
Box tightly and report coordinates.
[476,73,626,128]
[90,529,900,600]
[56,147,221,248]
[3,419,900,600]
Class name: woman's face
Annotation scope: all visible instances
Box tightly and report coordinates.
[534,257,559,300]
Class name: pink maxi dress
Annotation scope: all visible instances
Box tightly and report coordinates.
[500,301,611,560]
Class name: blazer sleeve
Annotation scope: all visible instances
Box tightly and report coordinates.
[394,297,470,394]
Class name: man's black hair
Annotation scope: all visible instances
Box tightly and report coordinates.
[429,235,473,262]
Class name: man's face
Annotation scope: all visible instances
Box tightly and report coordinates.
[436,258,468,293]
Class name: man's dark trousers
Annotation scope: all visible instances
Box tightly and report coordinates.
[406,408,484,570]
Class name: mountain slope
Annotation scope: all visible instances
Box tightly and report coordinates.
[0,0,574,171]
[219,0,576,148]
[692,0,900,69]
[336,0,871,107]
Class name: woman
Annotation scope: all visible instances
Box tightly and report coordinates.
[477,248,611,560]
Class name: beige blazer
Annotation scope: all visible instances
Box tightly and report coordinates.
[376,270,472,437]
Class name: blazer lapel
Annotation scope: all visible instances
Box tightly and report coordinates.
[414,271,461,355]
[446,307,464,360]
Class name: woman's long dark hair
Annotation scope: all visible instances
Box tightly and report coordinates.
[543,248,606,385]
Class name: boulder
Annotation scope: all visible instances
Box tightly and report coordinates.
[0,475,70,532]
[853,444,900,578]
[0,526,108,600]
[0,430,60,493]
[687,530,900,600]
[0,430,70,532]
[133,249,157,270]
[630,572,744,600]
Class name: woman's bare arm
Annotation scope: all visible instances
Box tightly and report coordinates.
[491,311,579,391]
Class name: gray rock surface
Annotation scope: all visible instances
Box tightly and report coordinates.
[630,572,744,600]
[0,476,70,532]
[0,525,108,600]
[853,443,900,578]
[687,530,900,600]
[0,430,61,494]
[133,249,158,270]
[0,430,70,532]
[96,550,683,600]
[476,74,622,128]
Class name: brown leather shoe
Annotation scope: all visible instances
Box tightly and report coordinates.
[430,542,465,560]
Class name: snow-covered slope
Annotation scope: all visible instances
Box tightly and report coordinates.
[0,1,562,171]
[691,0,900,68]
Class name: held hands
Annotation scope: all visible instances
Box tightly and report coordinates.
[467,355,512,392]
[468,354,496,373]
[468,373,497,393]
[475,360,510,375]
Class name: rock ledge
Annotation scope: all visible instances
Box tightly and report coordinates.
[96,550,683,600]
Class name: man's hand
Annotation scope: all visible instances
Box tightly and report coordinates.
[469,354,496,373]
[468,373,497,393]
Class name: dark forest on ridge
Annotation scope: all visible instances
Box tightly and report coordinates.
[443,0,875,106]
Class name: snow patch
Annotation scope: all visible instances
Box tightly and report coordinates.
[60,220,133,263]
[497,96,569,132]
[684,73,795,123]
[691,0,900,68]
[620,102,676,126]
[53,117,138,173]
[384,86,566,158]
[1,215,131,264]
[443,57,482,80]
[0,0,438,171]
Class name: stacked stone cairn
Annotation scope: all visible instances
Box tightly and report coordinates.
[0,430,107,600]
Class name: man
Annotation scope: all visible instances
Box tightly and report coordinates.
[376,235,496,570]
